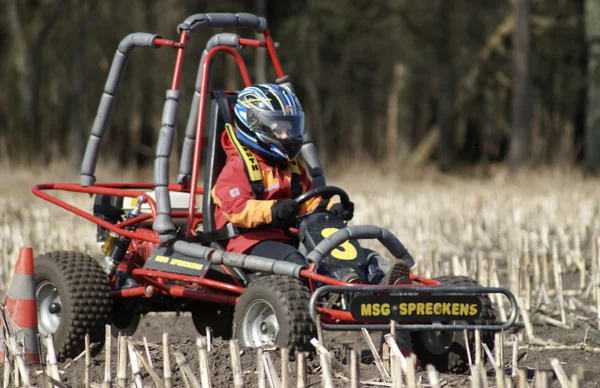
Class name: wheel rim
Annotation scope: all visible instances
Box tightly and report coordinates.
[241,299,279,347]
[418,320,467,355]
[36,280,62,335]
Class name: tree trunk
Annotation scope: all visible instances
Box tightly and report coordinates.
[67,0,91,168]
[509,0,533,170]
[5,0,64,162]
[435,0,456,171]
[585,0,600,172]
[386,62,409,161]
[437,60,455,171]
[253,0,267,83]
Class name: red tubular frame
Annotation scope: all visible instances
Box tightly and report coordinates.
[32,25,446,327]
[185,46,253,234]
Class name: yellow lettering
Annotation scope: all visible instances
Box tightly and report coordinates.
[416,303,425,315]
[372,303,381,316]
[442,303,451,315]
[425,303,433,315]
[469,304,479,316]
[452,303,460,316]
[170,259,204,271]
[407,303,416,315]
[433,303,442,315]
[381,303,390,316]
[399,303,407,315]
[460,304,469,316]
[320,228,358,260]
[155,255,169,263]
[361,304,372,316]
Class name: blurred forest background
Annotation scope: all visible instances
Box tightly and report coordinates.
[1,0,600,174]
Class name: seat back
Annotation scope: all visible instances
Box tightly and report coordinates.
[202,92,238,234]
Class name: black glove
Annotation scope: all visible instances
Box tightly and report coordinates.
[330,202,354,221]
[271,199,300,229]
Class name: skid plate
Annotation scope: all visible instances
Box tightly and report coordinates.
[309,284,518,331]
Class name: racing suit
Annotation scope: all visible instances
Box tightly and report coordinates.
[211,130,324,264]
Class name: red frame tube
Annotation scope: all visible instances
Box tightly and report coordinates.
[170,31,188,90]
[140,276,238,305]
[186,46,253,235]
[32,183,204,244]
[153,38,185,49]
[132,268,245,294]
[238,38,266,47]
[263,30,285,79]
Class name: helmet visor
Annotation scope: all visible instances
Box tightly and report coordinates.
[250,108,305,141]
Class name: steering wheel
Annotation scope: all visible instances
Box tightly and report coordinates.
[278,186,351,238]
[294,185,352,216]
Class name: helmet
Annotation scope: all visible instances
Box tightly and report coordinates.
[233,84,305,162]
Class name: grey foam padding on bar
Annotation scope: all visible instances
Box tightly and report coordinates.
[244,255,274,272]
[177,13,267,36]
[177,137,195,183]
[81,174,95,187]
[206,33,241,50]
[81,32,161,187]
[154,215,176,242]
[104,52,128,95]
[91,94,116,137]
[276,77,293,88]
[172,241,215,260]
[162,90,181,126]
[80,135,103,185]
[154,184,172,215]
[156,125,175,157]
[118,33,160,55]
[305,225,412,267]
[206,250,304,279]
[154,156,170,187]
[300,142,325,186]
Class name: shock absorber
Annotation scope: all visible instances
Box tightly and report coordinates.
[102,196,147,275]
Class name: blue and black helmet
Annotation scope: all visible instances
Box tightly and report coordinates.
[233,84,305,162]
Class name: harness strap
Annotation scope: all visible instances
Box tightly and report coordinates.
[290,161,302,198]
[225,123,265,199]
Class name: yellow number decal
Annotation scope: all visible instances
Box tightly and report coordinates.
[320,228,357,260]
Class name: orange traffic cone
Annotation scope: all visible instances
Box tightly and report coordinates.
[0,247,40,364]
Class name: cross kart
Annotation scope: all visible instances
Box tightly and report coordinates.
[31,12,518,373]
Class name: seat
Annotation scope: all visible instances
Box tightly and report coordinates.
[201,91,239,242]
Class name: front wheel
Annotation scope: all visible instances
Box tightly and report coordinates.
[233,275,315,351]
[35,251,112,361]
[410,276,497,373]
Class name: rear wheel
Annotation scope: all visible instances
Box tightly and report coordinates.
[111,300,141,337]
[410,276,496,373]
[233,275,315,351]
[35,251,112,361]
[192,302,233,339]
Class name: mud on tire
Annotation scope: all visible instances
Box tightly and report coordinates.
[35,251,112,361]
[410,276,497,373]
[233,275,315,351]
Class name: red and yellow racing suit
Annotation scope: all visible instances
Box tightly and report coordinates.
[211,130,323,254]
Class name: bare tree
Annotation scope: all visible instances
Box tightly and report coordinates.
[4,0,65,159]
[509,0,533,170]
[254,0,267,83]
[585,0,600,172]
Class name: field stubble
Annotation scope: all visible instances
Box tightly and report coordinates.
[1,165,600,386]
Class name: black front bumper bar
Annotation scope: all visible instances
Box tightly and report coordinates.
[309,285,519,332]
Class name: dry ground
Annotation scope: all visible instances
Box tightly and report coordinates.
[1,163,600,386]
